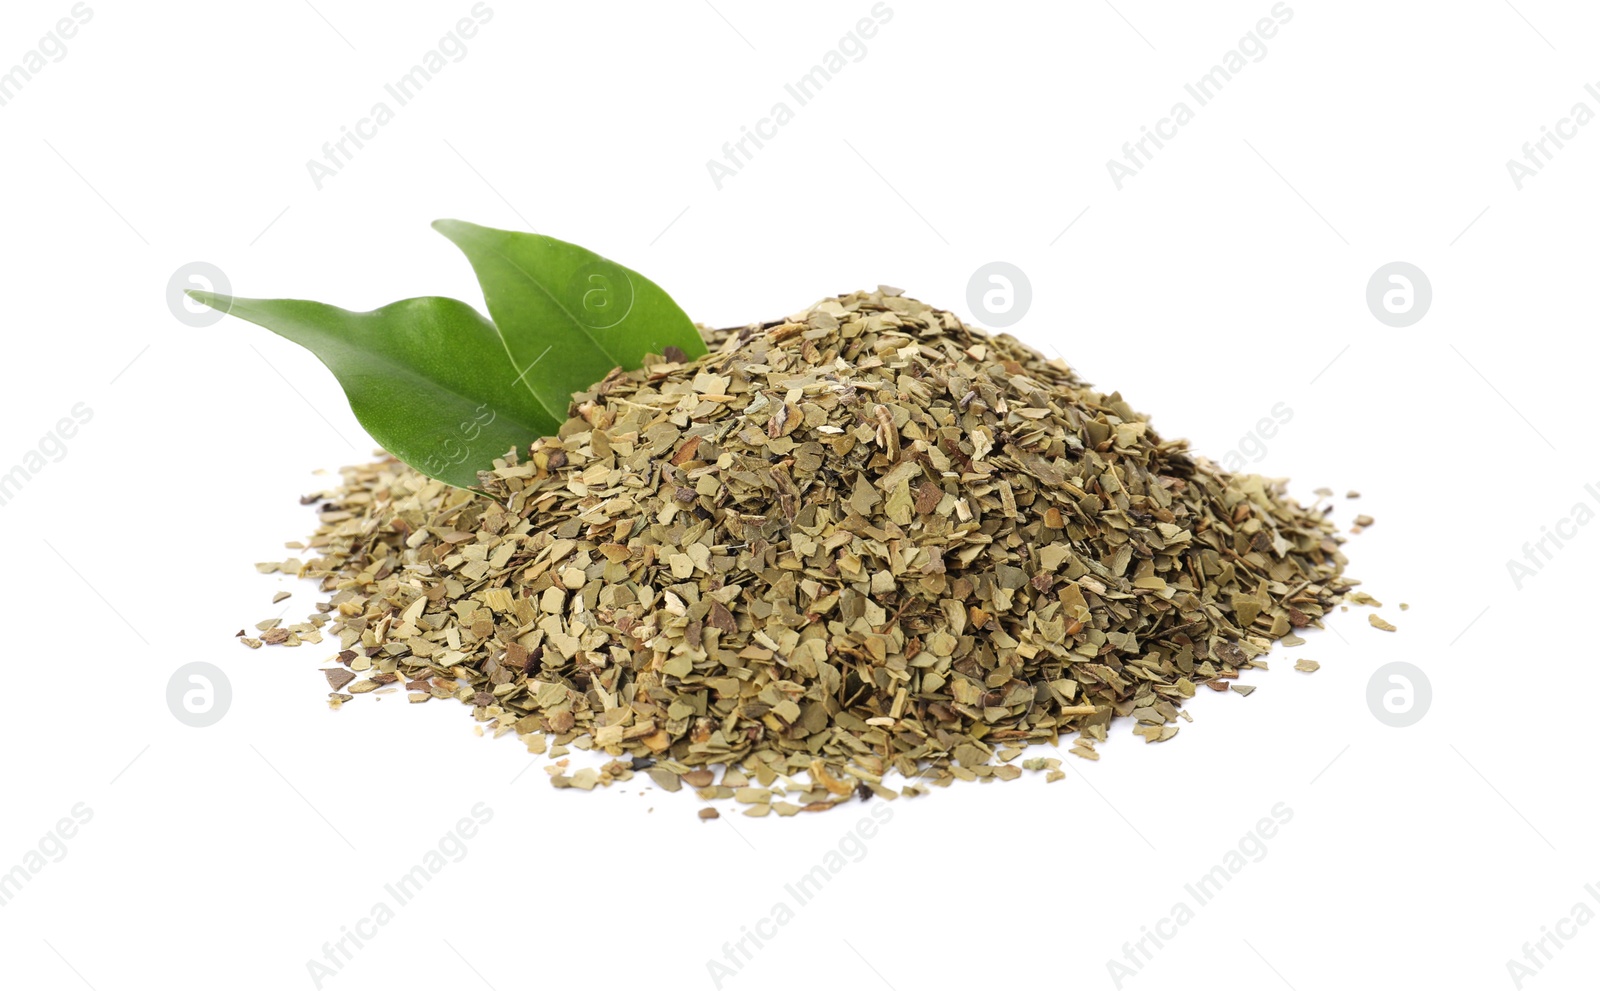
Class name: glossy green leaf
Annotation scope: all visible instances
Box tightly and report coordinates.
[190,293,561,489]
[432,219,706,422]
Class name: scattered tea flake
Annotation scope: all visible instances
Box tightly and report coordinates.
[1353,514,1374,527]
[698,808,720,821]
[1134,724,1179,743]
[323,668,356,691]
[810,760,854,796]
[1294,659,1321,673]
[348,680,380,694]
[1045,770,1066,783]
[272,591,292,603]
[1231,685,1256,697]
[1369,614,1397,632]
[1346,490,1360,498]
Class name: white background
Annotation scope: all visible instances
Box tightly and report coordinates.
[1,1,1595,989]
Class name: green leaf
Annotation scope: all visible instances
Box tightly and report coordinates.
[432,219,706,423]
[191,293,560,489]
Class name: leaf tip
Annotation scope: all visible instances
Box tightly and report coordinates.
[186,289,234,314]
[431,218,476,240]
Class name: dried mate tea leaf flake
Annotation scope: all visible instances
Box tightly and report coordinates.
[249,287,1357,807]
[323,668,356,691]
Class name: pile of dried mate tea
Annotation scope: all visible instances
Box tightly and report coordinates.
[249,287,1353,811]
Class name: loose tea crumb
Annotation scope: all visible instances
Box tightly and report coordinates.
[253,289,1355,808]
